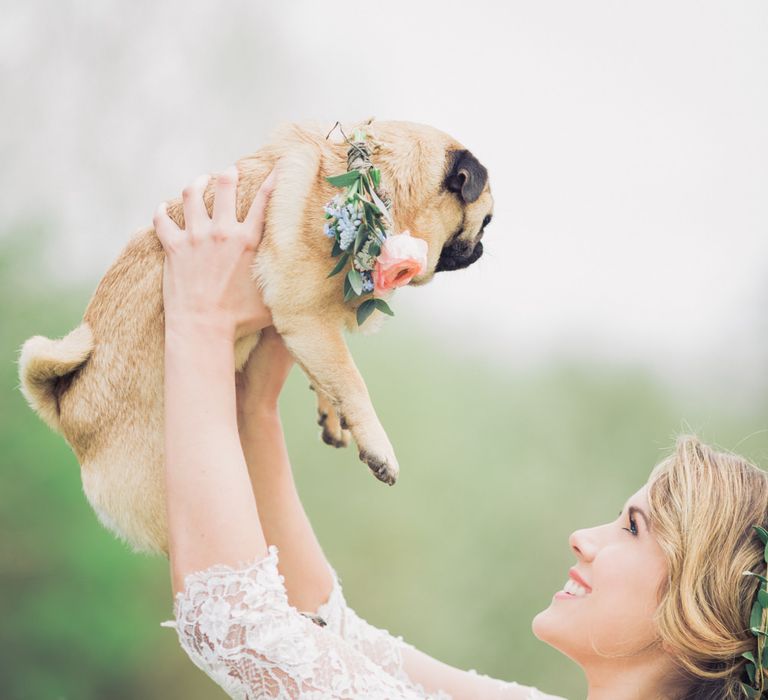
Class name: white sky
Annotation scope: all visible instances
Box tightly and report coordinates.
[2,0,767,400]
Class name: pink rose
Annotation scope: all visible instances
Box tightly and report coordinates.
[373,231,428,294]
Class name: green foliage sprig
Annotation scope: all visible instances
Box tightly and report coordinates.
[322,126,395,326]
[740,525,768,698]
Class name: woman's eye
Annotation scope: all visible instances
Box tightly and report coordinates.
[622,516,638,536]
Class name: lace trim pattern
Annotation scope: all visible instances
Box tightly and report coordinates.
[164,547,449,698]
[161,547,561,699]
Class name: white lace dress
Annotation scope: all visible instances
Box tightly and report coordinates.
[162,546,565,700]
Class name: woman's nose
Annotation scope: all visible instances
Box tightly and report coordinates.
[569,527,598,561]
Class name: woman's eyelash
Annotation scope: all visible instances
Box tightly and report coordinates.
[622,515,638,536]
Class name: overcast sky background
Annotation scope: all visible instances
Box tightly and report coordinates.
[2,0,767,405]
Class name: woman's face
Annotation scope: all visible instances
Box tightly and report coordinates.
[532,485,668,663]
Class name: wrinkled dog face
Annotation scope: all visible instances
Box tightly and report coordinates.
[404,146,493,285]
[436,149,493,273]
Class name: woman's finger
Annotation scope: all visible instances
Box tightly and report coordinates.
[152,202,182,249]
[243,169,277,241]
[181,173,211,231]
[212,166,239,226]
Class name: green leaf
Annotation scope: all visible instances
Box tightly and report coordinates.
[326,171,361,188]
[759,589,768,608]
[328,254,350,278]
[746,660,757,685]
[331,238,343,257]
[753,525,768,546]
[347,268,363,296]
[353,224,368,254]
[369,186,393,226]
[762,643,768,667]
[371,168,381,188]
[751,601,764,631]
[368,240,381,258]
[373,298,394,316]
[745,571,768,586]
[743,651,757,664]
[362,199,383,222]
[356,298,395,326]
[356,298,377,326]
[739,682,760,699]
[343,275,357,302]
[362,202,375,230]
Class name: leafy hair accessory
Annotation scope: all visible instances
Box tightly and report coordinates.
[322,124,427,326]
[740,525,768,698]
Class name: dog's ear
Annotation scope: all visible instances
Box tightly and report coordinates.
[443,149,488,204]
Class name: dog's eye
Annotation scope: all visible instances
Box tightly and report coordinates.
[482,214,492,229]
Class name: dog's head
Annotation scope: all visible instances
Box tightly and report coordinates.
[365,120,493,285]
[433,148,492,275]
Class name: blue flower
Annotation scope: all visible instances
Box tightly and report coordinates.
[361,271,374,293]
[334,201,362,250]
[339,225,356,250]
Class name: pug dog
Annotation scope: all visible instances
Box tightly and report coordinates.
[18,118,493,554]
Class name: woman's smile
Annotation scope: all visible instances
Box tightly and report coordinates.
[554,568,592,600]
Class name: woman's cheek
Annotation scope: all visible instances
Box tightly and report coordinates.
[587,560,661,653]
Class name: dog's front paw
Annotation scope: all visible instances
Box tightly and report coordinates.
[359,449,399,486]
[317,409,351,449]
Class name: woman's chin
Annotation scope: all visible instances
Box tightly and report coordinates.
[531,605,554,642]
[532,605,570,650]
[532,606,584,666]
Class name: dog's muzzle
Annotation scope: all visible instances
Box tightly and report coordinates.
[435,240,484,272]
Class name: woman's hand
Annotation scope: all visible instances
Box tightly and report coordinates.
[236,326,295,421]
[154,166,276,341]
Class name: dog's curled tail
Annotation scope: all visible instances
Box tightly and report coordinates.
[18,323,94,433]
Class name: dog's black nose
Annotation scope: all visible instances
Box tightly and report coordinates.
[435,241,484,272]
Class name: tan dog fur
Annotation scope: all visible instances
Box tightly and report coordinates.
[18,119,493,554]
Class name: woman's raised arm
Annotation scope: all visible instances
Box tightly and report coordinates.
[156,166,276,594]
[235,327,337,613]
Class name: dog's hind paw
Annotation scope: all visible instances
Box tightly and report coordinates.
[321,425,351,448]
[359,450,399,486]
[317,409,351,448]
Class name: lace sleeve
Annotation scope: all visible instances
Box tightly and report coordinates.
[314,567,566,700]
[162,546,451,699]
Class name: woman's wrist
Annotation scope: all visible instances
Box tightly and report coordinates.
[165,314,237,345]
[237,398,281,433]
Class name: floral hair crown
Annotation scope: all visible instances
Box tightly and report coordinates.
[323,123,428,326]
[741,525,768,698]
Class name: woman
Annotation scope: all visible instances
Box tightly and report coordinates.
[156,166,768,699]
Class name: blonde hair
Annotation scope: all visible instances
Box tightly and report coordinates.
[647,435,768,699]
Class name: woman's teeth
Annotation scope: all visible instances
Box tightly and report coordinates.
[563,579,590,597]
